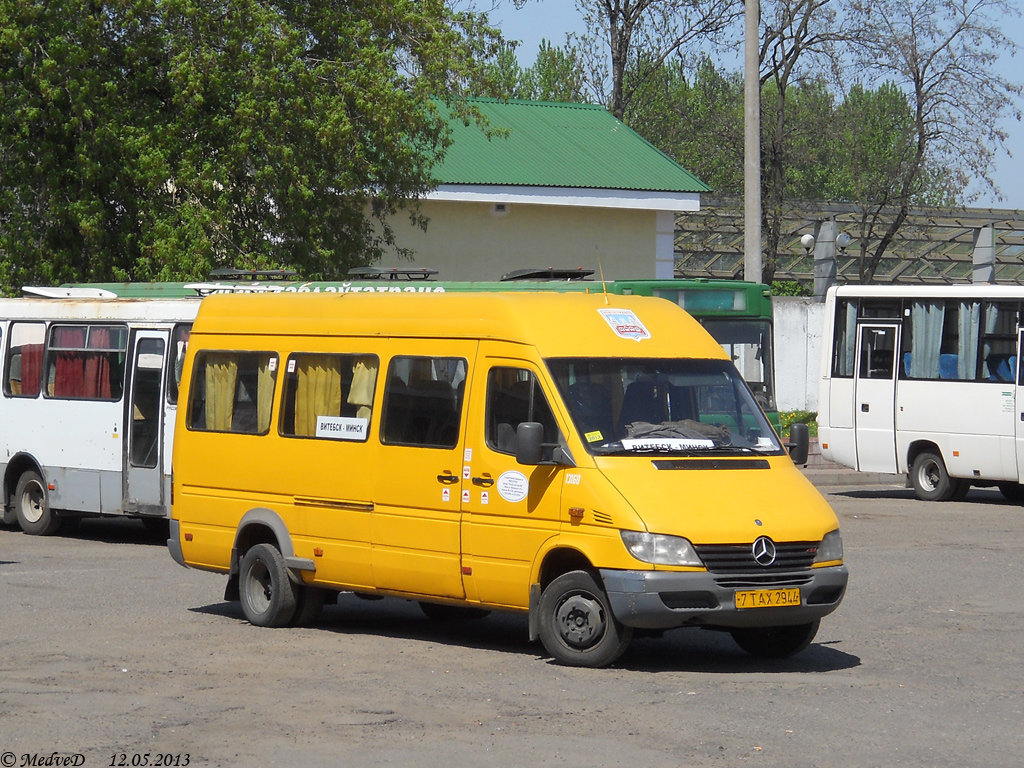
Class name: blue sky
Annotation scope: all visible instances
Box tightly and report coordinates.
[487,1,1024,210]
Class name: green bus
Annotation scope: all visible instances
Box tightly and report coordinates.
[33,268,778,426]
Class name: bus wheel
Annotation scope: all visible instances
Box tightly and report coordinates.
[730,620,820,658]
[418,602,491,621]
[910,450,961,502]
[15,470,62,536]
[537,570,633,668]
[997,482,1024,503]
[289,585,329,627]
[239,543,298,627]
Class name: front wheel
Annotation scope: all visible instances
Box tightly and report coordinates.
[239,543,298,627]
[730,620,820,658]
[537,570,633,668]
[15,470,62,536]
[910,450,964,501]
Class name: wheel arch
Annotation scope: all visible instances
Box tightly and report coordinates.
[906,439,942,473]
[4,453,44,509]
[230,507,299,575]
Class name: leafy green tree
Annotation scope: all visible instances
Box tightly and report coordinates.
[0,0,504,293]
[484,39,589,102]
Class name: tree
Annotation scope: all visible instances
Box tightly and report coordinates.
[572,0,740,120]
[758,0,843,283]
[0,0,505,293]
[483,39,589,102]
[845,0,1022,282]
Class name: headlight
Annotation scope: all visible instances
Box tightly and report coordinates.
[620,530,703,566]
[814,530,843,563]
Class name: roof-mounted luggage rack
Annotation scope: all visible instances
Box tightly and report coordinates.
[500,268,595,281]
[346,267,438,281]
[207,268,299,280]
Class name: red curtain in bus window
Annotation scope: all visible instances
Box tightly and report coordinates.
[83,327,112,399]
[19,344,44,396]
[53,327,87,398]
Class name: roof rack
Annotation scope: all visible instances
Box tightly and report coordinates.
[207,268,299,280]
[500,268,595,281]
[346,267,438,281]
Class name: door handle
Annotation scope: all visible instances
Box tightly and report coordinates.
[861,403,870,412]
[472,475,494,487]
[436,472,459,484]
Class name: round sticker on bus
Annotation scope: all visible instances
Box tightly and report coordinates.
[497,471,529,503]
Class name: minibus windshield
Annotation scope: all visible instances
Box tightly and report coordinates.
[548,357,784,456]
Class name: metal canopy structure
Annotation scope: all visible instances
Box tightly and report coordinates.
[675,198,1024,285]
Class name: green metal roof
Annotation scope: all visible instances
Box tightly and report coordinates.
[433,98,709,194]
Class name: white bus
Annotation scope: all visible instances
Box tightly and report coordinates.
[818,284,1024,501]
[0,297,198,534]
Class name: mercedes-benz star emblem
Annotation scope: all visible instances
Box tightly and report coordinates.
[752,536,777,567]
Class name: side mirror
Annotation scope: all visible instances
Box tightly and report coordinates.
[516,422,545,465]
[787,422,809,465]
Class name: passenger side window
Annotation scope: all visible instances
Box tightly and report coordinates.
[381,356,466,448]
[485,367,558,455]
[187,351,278,435]
[5,322,46,397]
[45,324,128,400]
[167,324,192,404]
[280,353,379,441]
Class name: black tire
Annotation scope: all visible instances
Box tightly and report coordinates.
[997,482,1024,502]
[15,470,62,536]
[238,543,298,627]
[730,620,820,659]
[290,585,329,627]
[537,570,633,668]
[418,602,491,621]
[910,450,961,501]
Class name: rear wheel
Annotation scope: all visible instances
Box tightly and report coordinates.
[997,482,1024,502]
[537,570,633,668]
[910,450,963,501]
[730,620,820,658]
[239,543,298,627]
[15,470,62,536]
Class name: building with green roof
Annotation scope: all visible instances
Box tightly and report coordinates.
[377,98,709,280]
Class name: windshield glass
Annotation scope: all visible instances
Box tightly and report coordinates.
[700,319,775,412]
[548,357,784,456]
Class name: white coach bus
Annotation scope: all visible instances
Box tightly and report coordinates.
[818,284,1024,501]
[0,295,197,533]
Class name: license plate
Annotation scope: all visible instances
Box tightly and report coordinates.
[735,588,801,609]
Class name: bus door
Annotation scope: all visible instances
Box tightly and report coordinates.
[1014,330,1024,481]
[854,323,899,473]
[123,330,169,515]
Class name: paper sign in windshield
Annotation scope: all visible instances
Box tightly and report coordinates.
[621,438,715,451]
[316,416,369,441]
[598,308,651,341]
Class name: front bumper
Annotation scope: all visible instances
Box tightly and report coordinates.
[600,564,848,630]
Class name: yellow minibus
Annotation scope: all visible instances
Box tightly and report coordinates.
[169,291,847,667]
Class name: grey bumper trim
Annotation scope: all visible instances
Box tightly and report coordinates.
[599,565,849,630]
[167,518,187,569]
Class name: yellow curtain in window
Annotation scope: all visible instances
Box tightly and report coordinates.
[295,356,342,436]
[347,356,378,420]
[257,358,274,433]
[205,354,238,431]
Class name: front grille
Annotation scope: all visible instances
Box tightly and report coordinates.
[695,541,818,573]
[713,573,814,589]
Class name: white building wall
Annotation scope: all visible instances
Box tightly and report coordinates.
[774,297,824,413]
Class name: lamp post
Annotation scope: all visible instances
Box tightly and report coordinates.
[744,0,761,285]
